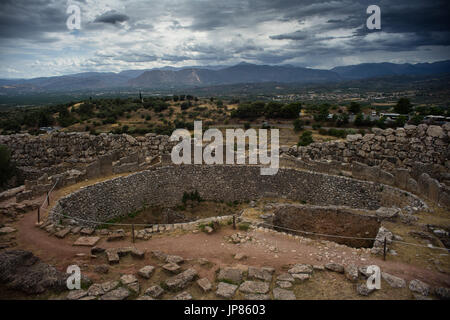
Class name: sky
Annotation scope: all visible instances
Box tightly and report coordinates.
[0,0,449,78]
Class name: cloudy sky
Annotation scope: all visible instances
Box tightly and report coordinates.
[0,0,449,78]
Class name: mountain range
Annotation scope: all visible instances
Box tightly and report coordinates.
[1,60,449,93]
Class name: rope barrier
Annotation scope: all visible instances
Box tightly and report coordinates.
[49,209,449,252]
[39,178,60,210]
[241,217,450,252]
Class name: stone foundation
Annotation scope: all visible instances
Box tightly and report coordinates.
[49,164,427,228]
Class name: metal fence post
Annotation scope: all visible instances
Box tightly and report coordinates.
[132,224,135,243]
[383,237,387,261]
[37,207,40,223]
[233,215,236,230]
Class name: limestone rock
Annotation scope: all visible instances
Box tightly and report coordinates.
[344,264,359,282]
[0,227,16,235]
[197,278,212,292]
[217,267,243,284]
[381,272,406,288]
[273,288,296,300]
[120,274,140,293]
[325,263,344,273]
[166,255,183,264]
[276,281,293,289]
[239,281,270,294]
[145,285,164,298]
[106,249,119,264]
[67,289,87,300]
[138,266,155,279]
[244,294,271,300]
[375,207,400,220]
[131,248,145,259]
[100,287,130,300]
[356,283,374,296]
[434,287,450,300]
[174,291,192,300]
[101,280,120,293]
[409,279,430,296]
[73,236,100,247]
[276,273,295,282]
[163,262,181,273]
[288,264,313,275]
[94,264,109,274]
[165,268,198,291]
[55,228,71,239]
[248,266,273,282]
[87,283,105,296]
[216,282,238,299]
[0,250,67,294]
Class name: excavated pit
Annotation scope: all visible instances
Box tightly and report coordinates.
[272,205,380,248]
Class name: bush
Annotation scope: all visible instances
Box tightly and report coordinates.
[238,223,250,231]
[394,98,412,114]
[298,131,314,146]
[182,190,202,205]
[293,119,304,132]
[0,145,16,186]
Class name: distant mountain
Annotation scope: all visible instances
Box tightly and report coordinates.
[128,62,340,87]
[1,60,449,93]
[332,60,450,79]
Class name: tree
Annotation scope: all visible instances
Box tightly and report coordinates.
[298,131,314,146]
[38,110,54,127]
[394,98,412,114]
[349,102,361,114]
[354,113,364,126]
[293,119,304,132]
[0,145,16,186]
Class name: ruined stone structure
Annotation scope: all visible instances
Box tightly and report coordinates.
[1,123,448,210]
[0,132,176,201]
[284,123,450,208]
[0,131,175,180]
[49,164,426,228]
[288,124,449,178]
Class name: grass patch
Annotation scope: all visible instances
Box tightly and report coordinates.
[238,222,250,231]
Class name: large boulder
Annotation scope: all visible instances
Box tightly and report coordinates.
[0,250,68,294]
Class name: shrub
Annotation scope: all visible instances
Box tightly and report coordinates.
[298,131,314,146]
[293,119,304,132]
[238,223,250,231]
[0,145,16,186]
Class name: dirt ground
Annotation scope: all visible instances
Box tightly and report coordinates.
[1,173,449,300]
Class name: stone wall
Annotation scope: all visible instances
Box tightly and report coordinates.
[285,123,450,208]
[0,131,174,180]
[49,164,426,227]
[288,124,449,182]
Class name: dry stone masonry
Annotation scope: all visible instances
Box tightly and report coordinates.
[49,164,426,228]
[284,123,450,208]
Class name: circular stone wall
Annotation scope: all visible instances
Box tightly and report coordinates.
[50,164,427,227]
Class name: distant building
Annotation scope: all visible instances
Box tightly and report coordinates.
[380,113,402,120]
[424,115,447,125]
[39,126,61,133]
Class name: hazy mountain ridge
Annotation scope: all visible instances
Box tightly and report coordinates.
[331,61,450,79]
[1,60,449,93]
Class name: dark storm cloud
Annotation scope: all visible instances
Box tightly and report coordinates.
[270,31,309,41]
[0,0,67,40]
[94,10,130,25]
[1,0,450,78]
[268,0,450,52]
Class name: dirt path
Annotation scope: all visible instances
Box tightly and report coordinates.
[12,206,450,289]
